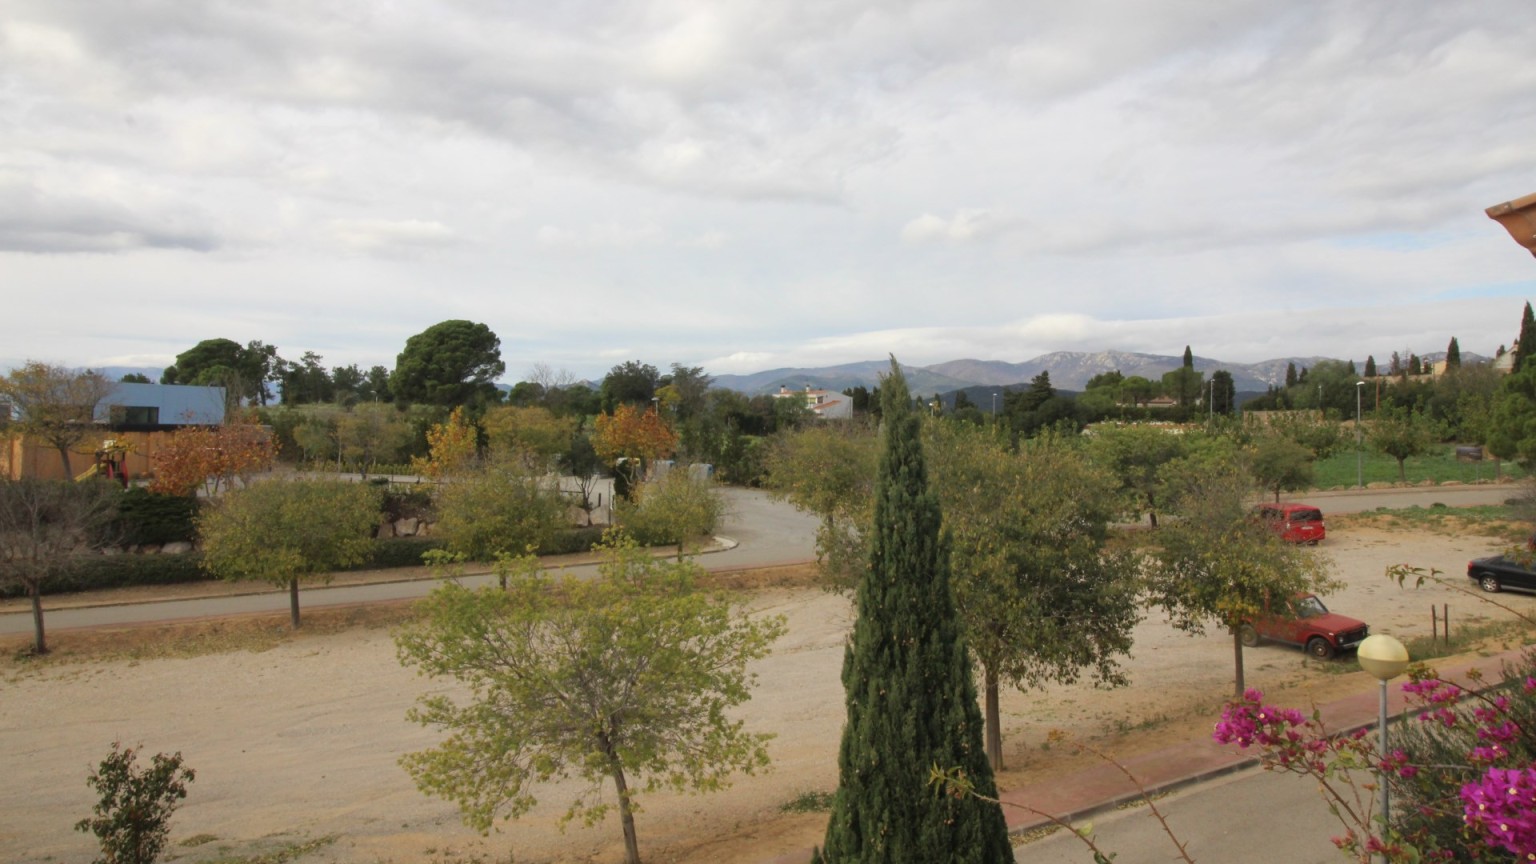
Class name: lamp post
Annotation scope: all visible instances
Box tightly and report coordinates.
[1208,378,1215,422]
[1356,381,1365,489]
[1358,633,1410,861]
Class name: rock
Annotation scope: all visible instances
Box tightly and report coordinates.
[161,541,194,555]
[377,519,396,539]
[394,517,419,537]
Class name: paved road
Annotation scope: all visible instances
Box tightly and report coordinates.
[0,486,821,636]
[1304,482,1524,513]
[1013,766,1348,863]
[1,483,1522,637]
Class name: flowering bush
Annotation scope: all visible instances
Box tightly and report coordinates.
[1216,660,1536,863]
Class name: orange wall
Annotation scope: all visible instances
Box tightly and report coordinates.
[2,432,177,482]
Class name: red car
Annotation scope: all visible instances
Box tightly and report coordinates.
[1239,593,1368,660]
[1257,502,1326,545]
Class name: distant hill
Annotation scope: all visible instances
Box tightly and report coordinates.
[710,360,976,398]
[712,352,1367,396]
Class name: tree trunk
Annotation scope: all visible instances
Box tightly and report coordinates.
[56,446,73,479]
[604,740,642,864]
[1397,457,1408,484]
[1231,627,1245,697]
[29,582,47,655]
[288,577,301,629]
[984,665,1003,771]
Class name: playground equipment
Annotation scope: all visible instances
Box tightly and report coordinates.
[74,439,133,487]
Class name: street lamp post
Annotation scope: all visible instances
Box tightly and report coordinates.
[1208,378,1214,422]
[1358,634,1411,862]
[1356,381,1365,489]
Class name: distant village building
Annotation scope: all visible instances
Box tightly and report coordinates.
[772,384,854,420]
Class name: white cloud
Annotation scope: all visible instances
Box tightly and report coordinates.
[901,209,997,244]
[1,0,1534,383]
[327,219,456,254]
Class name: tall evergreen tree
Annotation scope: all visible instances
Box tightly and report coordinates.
[1285,362,1298,389]
[1364,355,1377,378]
[813,358,1011,864]
[1517,302,1536,373]
[1178,346,1198,407]
[1210,369,1236,416]
[1446,336,1461,369]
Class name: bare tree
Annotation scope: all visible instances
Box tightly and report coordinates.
[0,361,114,477]
[527,362,575,392]
[0,478,120,654]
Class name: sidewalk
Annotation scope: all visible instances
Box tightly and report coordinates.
[762,646,1530,864]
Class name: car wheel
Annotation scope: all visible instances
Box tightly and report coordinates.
[1238,624,1259,648]
[1305,637,1335,660]
[1307,539,1320,546]
[1479,573,1503,593]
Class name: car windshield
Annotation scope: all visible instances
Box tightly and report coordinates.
[1294,596,1327,618]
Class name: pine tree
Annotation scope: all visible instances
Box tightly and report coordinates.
[1285,362,1298,389]
[1516,302,1536,373]
[1364,355,1377,378]
[1446,336,1461,369]
[813,358,1011,864]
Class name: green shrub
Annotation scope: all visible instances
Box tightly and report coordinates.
[432,461,567,560]
[114,488,199,546]
[367,537,446,568]
[76,742,194,864]
[542,526,606,556]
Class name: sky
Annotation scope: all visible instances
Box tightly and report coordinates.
[4,1,1536,384]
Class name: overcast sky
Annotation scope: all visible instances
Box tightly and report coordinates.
[4,1,1536,383]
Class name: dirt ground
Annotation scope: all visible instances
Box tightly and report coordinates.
[3,519,1533,864]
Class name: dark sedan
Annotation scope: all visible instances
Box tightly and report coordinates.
[1467,555,1536,594]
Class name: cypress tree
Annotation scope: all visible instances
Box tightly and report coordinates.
[813,358,1011,864]
[1364,355,1377,378]
[1446,337,1461,369]
[1516,303,1536,373]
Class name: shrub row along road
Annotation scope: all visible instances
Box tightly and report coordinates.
[0,483,1521,637]
[0,486,821,636]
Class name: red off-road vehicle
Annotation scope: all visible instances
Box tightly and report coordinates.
[1256,502,1326,545]
[1239,593,1368,660]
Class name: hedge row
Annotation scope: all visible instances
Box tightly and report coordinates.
[3,552,211,599]
[13,527,608,599]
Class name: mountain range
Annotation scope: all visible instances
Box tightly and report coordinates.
[710,351,1448,397]
[96,349,1471,401]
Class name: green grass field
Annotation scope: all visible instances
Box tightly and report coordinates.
[1313,444,1527,489]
